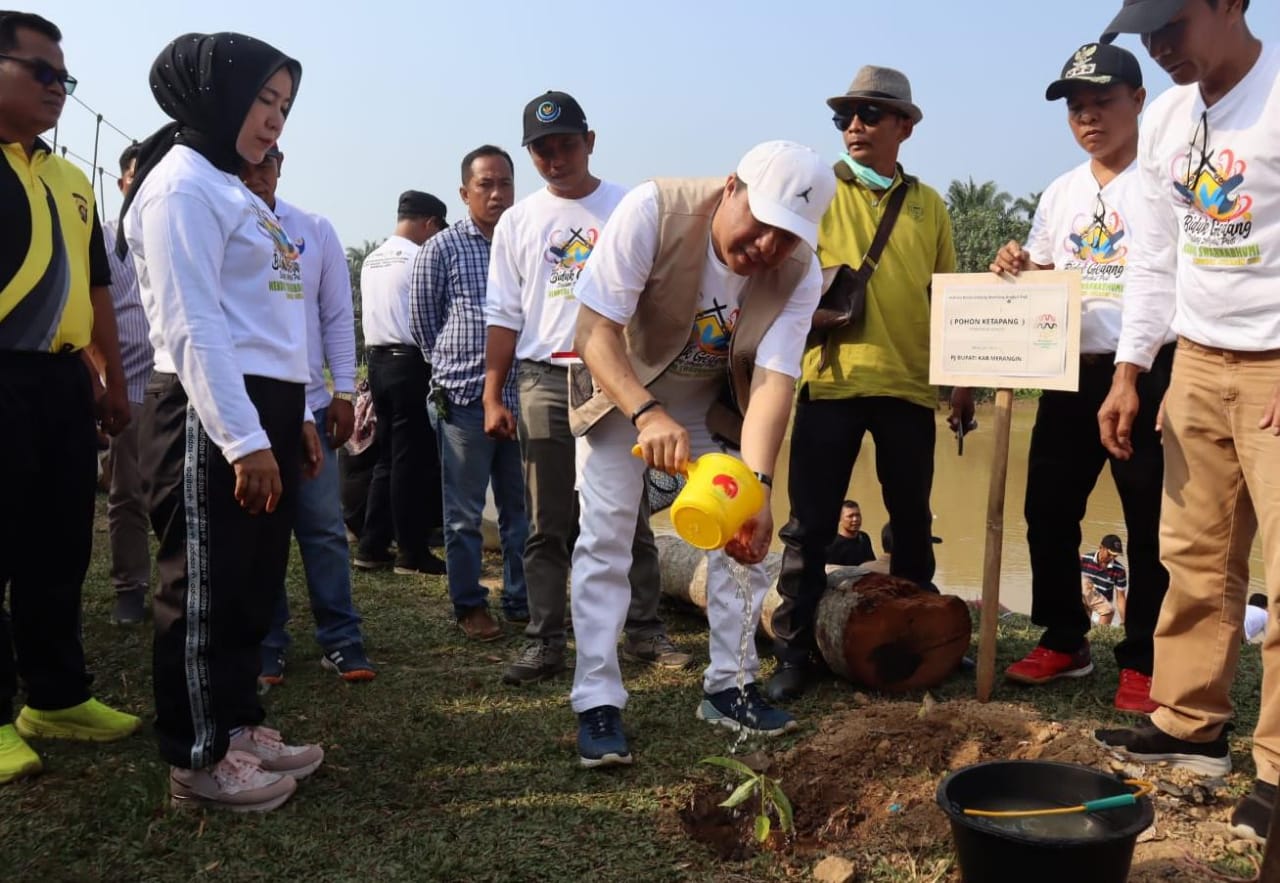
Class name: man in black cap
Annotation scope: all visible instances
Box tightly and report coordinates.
[354,190,450,576]
[1080,533,1129,626]
[989,41,1171,715]
[483,90,689,685]
[1093,0,1279,845]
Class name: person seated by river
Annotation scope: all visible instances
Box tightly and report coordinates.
[1081,534,1128,627]
[826,500,875,566]
[1245,594,1269,646]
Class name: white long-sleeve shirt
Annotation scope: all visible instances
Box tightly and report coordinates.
[125,144,311,462]
[274,198,356,413]
[485,180,627,362]
[1117,44,1280,369]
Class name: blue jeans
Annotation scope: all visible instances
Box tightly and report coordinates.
[428,397,528,616]
[264,406,365,653]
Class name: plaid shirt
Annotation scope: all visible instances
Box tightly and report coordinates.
[409,215,517,410]
[102,219,154,404]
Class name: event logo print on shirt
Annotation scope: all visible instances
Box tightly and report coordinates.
[671,297,738,378]
[250,203,303,299]
[543,226,599,299]
[1062,194,1127,298]
[1168,115,1259,266]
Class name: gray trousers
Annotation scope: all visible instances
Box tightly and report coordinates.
[106,400,151,596]
[516,360,664,646]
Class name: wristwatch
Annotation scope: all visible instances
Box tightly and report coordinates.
[332,391,356,403]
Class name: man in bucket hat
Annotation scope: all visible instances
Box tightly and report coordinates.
[766,66,970,701]
[567,141,834,768]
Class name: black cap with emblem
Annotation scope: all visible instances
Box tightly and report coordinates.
[521,91,589,147]
[1045,42,1144,101]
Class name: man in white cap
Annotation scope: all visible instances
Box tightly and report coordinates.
[567,141,835,768]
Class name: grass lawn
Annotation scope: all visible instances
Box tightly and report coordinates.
[0,498,1265,882]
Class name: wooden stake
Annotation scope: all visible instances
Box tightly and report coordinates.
[976,388,1015,702]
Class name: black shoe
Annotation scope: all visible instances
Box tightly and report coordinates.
[1229,779,1275,844]
[764,661,809,702]
[393,552,446,576]
[1094,721,1231,777]
[110,590,145,625]
[353,548,394,570]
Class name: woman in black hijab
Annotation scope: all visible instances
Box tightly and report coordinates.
[123,32,324,813]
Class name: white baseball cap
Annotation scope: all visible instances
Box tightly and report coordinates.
[735,140,836,250]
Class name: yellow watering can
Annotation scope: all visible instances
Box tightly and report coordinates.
[632,446,766,551]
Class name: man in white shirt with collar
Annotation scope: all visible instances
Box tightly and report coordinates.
[989,42,1172,715]
[1092,0,1280,845]
[356,191,448,576]
[241,144,375,687]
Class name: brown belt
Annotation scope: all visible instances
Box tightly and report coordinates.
[1178,336,1280,361]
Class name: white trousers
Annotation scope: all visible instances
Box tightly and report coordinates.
[569,382,770,713]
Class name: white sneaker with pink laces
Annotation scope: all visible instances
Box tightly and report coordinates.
[229,725,324,779]
[170,749,297,812]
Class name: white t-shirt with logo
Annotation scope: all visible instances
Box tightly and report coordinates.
[574,180,822,386]
[361,234,420,347]
[125,144,310,463]
[1027,160,1147,354]
[485,180,627,363]
[1117,44,1280,368]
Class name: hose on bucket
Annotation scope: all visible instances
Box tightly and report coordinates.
[962,779,1154,819]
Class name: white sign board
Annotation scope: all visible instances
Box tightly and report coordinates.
[929,270,1083,392]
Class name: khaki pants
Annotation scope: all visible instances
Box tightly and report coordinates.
[1150,339,1280,784]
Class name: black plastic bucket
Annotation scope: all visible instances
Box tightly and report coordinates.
[936,760,1154,883]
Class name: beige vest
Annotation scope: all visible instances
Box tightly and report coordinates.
[568,177,810,441]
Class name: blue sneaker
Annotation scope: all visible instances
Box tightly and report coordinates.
[698,684,798,736]
[576,706,633,769]
[258,648,286,693]
[321,642,377,682]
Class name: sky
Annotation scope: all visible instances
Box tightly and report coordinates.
[36,0,1280,248]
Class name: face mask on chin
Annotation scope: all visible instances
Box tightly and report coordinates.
[838,152,896,191]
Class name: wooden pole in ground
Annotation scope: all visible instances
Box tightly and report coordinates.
[976,388,1015,702]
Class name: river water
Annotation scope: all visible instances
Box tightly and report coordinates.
[656,400,1268,615]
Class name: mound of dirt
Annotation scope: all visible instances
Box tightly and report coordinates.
[679,698,1262,882]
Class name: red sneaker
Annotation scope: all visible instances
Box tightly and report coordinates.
[1005,644,1093,685]
[1114,668,1159,714]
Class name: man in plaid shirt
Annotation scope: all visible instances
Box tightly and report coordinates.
[410,145,528,642]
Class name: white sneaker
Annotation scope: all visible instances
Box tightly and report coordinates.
[229,725,324,779]
[170,750,297,812]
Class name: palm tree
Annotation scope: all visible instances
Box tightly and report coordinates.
[346,238,384,365]
[945,178,1012,216]
[346,239,384,297]
[1012,190,1043,221]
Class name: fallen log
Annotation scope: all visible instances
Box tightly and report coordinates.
[656,533,972,692]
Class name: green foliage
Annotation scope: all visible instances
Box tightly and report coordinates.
[700,756,795,843]
[345,238,385,365]
[945,177,1033,274]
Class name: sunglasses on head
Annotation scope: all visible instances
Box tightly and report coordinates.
[832,102,897,130]
[0,53,76,95]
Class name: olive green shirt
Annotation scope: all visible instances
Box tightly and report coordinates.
[803,170,955,409]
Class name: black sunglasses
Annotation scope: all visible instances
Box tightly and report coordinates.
[0,53,76,94]
[832,102,898,131]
